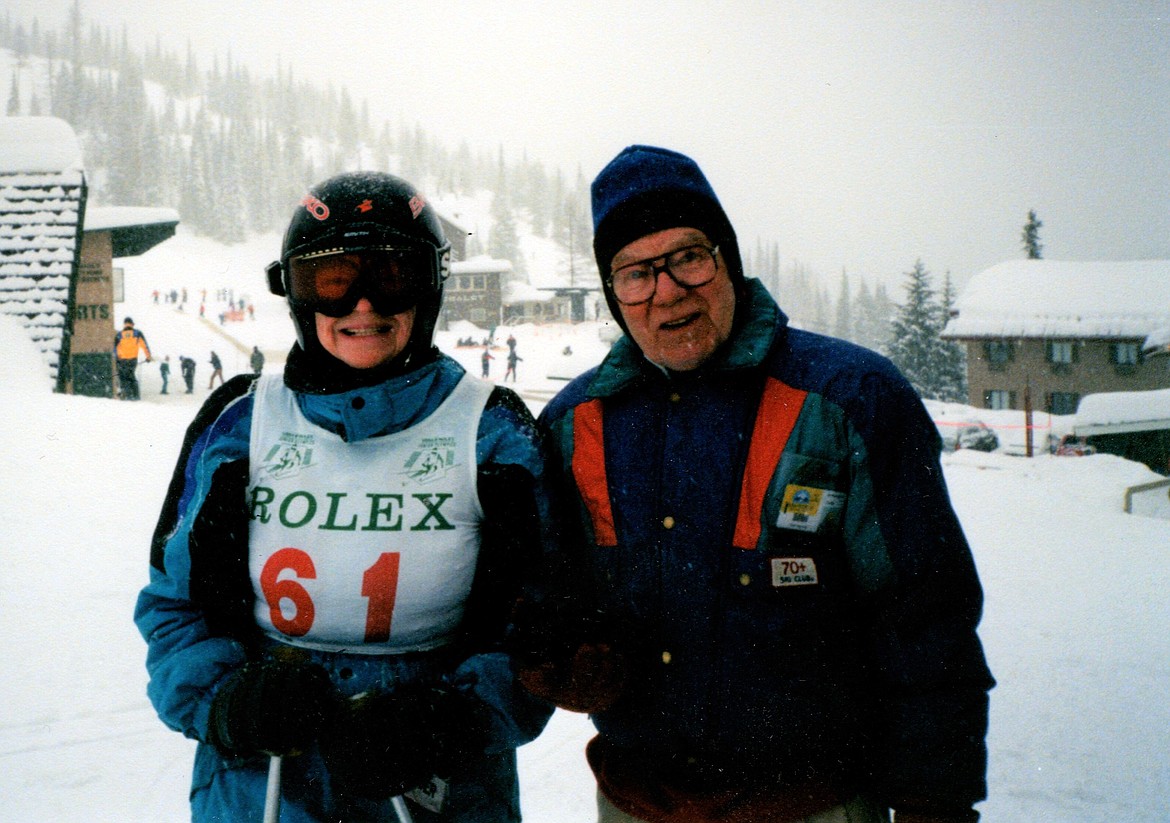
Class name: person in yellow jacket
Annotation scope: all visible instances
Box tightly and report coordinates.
[114,316,152,400]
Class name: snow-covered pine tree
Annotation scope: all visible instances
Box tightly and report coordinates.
[488,153,524,277]
[833,268,852,341]
[887,259,953,399]
[936,271,967,402]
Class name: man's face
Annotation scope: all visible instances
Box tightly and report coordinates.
[611,227,736,371]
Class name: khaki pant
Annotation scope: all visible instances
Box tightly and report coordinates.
[597,789,889,823]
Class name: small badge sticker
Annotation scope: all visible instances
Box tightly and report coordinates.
[406,776,447,812]
[771,557,819,587]
[776,485,845,532]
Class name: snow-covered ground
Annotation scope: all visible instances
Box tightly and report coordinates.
[1,229,1169,821]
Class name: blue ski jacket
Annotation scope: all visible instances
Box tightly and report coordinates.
[135,352,553,822]
[537,280,994,820]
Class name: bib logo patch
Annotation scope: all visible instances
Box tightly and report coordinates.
[259,433,316,479]
[776,484,845,533]
[402,436,459,483]
[406,776,448,813]
[771,557,819,587]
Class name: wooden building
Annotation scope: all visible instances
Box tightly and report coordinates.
[0,116,178,397]
[943,260,1170,414]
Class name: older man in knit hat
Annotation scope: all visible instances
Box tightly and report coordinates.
[515,146,994,823]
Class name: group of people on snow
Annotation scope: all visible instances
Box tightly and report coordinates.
[114,317,265,399]
[136,149,992,823]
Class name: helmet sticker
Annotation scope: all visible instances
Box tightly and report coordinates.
[301,194,330,221]
[356,199,374,213]
[408,194,426,219]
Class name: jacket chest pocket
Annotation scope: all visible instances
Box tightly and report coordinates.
[729,453,849,604]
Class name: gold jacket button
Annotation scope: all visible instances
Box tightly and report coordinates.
[663,516,675,529]
[661,650,673,664]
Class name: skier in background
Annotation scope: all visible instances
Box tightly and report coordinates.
[159,355,170,395]
[249,345,265,374]
[135,171,552,822]
[208,350,224,388]
[481,344,494,378]
[179,355,196,394]
[504,347,522,383]
[114,316,151,400]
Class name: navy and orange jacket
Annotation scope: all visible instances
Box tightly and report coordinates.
[536,279,994,817]
[114,326,151,361]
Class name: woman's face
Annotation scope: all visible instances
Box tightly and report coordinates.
[315,297,415,369]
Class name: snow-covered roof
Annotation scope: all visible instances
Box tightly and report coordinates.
[0,122,88,388]
[1074,388,1170,435]
[84,206,180,232]
[944,260,1170,339]
[84,206,180,258]
[1144,326,1170,356]
[450,256,512,276]
[504,280,557,304]
[0,117,83,173]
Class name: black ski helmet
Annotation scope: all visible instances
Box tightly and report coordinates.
[267,171,451,376]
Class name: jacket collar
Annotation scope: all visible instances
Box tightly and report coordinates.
[587,278,785,398]
[293,357,458,442]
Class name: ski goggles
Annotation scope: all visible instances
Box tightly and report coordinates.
[285,246,435,317]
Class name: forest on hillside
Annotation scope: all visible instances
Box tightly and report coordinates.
[3,3,971,396]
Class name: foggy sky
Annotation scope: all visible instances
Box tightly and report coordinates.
[8,0,1170,287]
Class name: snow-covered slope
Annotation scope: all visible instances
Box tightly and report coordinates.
[1,231,1168,821]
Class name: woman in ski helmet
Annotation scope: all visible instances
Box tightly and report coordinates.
[136,171,553,822]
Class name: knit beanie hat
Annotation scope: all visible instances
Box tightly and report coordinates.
[591,145,744,328]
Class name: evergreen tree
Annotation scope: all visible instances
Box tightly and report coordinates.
[852,277,892,355]
[1022,209,1043,259]
[6,73,19,114]
[488,154,523,276]
[833,268,852,341]
[936,271,967,402]
[105,58,150,204]
[887,259,953,399]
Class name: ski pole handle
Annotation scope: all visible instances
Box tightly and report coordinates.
[263,755,282,823]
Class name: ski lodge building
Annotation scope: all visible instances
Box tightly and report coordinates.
[0,116,178,396]
[942,260,1170,415]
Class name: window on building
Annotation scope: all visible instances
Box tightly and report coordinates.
[1047,392,1080,415]
[1046,341,1077,364]
[984,390,1015,410]
[474,276,485,290]
[458,276,470,290]
[1110,342,1141,366]
[985,340,1014,364]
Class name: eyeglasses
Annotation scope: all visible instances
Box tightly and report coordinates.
[607,244,720,306]
[286,246,432,317]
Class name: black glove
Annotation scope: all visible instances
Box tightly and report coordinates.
[322,683,489,800]
[206,661,337,758]
[509,593,606,667]
[509,595,627,713]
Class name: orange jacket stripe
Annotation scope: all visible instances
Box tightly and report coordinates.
[571,398,618,547]
[732,378,808,550]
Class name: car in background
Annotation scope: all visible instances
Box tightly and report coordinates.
[954,422,1000,452]
[1054,434,1096,456]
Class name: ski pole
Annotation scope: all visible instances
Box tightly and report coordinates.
[390,795,415,823]
[263,755,282,823]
